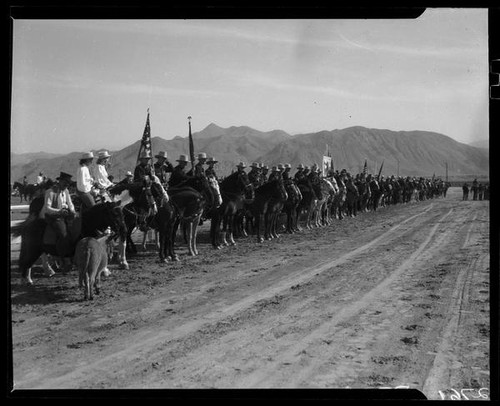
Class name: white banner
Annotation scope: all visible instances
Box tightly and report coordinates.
[323,156,332,177]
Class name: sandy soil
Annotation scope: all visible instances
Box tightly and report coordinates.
[9,187,490,399]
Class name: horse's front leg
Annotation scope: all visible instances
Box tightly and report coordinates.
[227,213,236,246]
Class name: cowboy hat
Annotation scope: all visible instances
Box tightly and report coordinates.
[277,163,284,171]
[176,154,190,163]
[197,152,207,160]
[262,165,269,170]
[271,166,278,172]
[139,150,152,159]
[98,150,111,159]
[250,162,260,168]
[126,171,133,177]
[284,163,291,169]
[80,152,94,160]
[236,162,246,169]
[297,164,304,170]
[206,157,218,164]
[154,151,167,159]
[57,172,73,182]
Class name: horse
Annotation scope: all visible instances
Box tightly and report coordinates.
[15,182,151,285]
[367,178,382,211]
[355,178,371,213]
[12,181,48,202]
[295,177,321,230]
[317,178,337,226]
[154,174,216,261]
[115,178,160,256]
[345,178,359,217]
[282,179,303,233]
[250,178,288,243]
[211,171,252,248]
[330,175,347,220]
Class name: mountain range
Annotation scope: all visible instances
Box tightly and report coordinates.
[10,124,489,184]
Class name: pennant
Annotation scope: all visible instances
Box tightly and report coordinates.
[188,116,195,168]
[137,109,153,164]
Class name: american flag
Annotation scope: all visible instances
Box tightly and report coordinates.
[136,109,153,164]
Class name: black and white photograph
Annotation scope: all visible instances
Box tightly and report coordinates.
[9,7,491,400]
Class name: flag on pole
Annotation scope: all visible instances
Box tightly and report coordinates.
[188,116,195,168]
[378,160,384,178]
[137,109,152,164]
[363,159,368,176]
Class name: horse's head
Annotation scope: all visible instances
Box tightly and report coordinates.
[109,179,157,217]
[207,175,223,208]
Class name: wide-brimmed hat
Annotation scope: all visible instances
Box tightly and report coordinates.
[98,150,111,159]
[304,166,310,171]
[284,163,291,169]
[206,157,218,164]
[155,151,167,159]
[80,152,94,160]
[262,165,269,170]
[126,171,133,177]
[277,163,284,171]
[236,162,246,169]
[176,154,190,163]
[250,162,260,168]
[57,172,73,182]
[139,150,152,159]
[297,164,304,170]
[271,166,278,172]
[197,152,207,160]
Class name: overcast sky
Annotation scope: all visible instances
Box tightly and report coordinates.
[10,9,488,154]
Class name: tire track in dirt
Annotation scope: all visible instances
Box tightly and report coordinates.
[235,208,455,388]
[17,204,438,389]
[421,211,487,399]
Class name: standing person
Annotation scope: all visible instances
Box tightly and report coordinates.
[168,154,191,188]
[39,172,77,275]
[95,150,114,202]
[134,150,155,183]
[472,178,479,200]
[205,157,219,179]
[153,151,174,185]
[478,183,484,201]
[76,152,96,211]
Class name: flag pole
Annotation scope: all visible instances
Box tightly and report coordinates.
[188,116,195,170]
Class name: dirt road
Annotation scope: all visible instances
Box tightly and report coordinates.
[9,187,490,399]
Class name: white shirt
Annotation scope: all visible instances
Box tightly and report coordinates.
[76,165,94,193]
[96,164,114,189]
[39,187,75,219]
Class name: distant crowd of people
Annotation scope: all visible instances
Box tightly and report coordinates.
[462,179,489,201]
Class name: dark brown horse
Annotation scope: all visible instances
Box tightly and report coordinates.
[295,177,321,230]
[211,171,252,248]
[250,178,288,243]
[282,179,302,233]
[154,175,216,261]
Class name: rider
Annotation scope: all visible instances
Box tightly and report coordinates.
[294,164,306,182]
[282,163,292,183]
[95,150,114,202]
[168,154,191,188]
[153,150,174,185]
[76,151,96,211]
[187,153,208,177]
[308,163,322,200]
[39,172,76,275]
[235,162,247,175]
[134,150,155,182]
[248,162,261,188]
[260,165,269,183]
[205,157,219,179]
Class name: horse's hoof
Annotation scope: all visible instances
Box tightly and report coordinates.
[119,262,129,270]
[173,256,180,262]
[102,268,111,277]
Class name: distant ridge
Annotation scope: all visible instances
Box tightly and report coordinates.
[10,124,488,183]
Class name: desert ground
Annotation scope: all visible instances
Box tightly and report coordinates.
[9,187,490,400]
